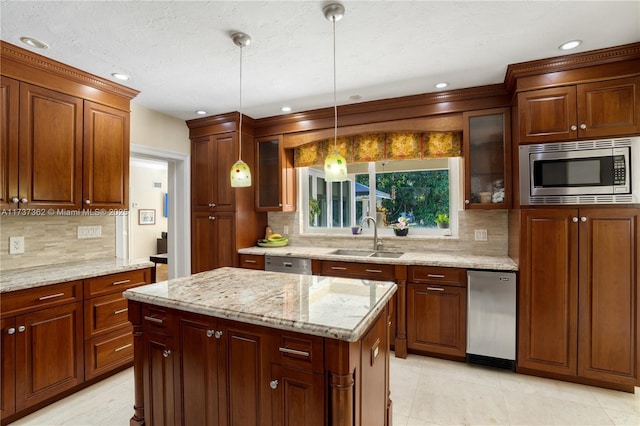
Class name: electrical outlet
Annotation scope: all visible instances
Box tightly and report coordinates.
[9,236,25,254]
[283,225,289,235]
[78,225,102,239]
[474,229,488,241]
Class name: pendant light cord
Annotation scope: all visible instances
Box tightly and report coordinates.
[238,43,243,162]
[332,17,337,151]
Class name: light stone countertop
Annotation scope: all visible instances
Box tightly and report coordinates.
[238,246,518,271]
[0,258,156,293]
[123,267,397,342]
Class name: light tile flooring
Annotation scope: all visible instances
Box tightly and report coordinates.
[10,354,640,425]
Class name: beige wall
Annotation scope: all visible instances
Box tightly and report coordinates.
[1,105,189,271]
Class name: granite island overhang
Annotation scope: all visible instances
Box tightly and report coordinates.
[124,267,397,426]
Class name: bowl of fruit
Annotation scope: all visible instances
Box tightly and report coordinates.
[257,233,289,247]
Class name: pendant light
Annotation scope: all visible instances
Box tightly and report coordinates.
[323,3,348,183]
[230,32,252,188]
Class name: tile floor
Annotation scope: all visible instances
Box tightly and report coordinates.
[10,354,640,425]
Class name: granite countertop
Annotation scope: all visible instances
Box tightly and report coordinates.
[0,258,156,293]
[238,246,518,271]
[124,267,397,342]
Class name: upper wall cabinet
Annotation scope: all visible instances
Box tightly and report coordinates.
[255,135,296,212]
[518,77,640,144]
[191,133,237,212]
[463,108,511,209]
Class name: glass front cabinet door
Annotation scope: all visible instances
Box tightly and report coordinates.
[255,135,296,212]
[462,108,511,209]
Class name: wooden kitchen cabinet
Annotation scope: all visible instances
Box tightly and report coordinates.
[142,331,176,426]
[463,107,511,209]
[191,211,237,273]
[239,253,265,270]
[191,134,236,212]
[0,76,18,208]
[270,364,324,426]
[517,208,638,390]
[255,135,296,212]
[0,318,16,420]
[407,265,467,359]
[518,77,640,143]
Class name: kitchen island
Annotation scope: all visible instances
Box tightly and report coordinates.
[123,267,397,426]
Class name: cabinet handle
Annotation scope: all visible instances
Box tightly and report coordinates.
[244,259,257,264]
[162,349,171,358]
[279,347,310,357]
[209,203,216,207]
[209,216,216,220]
[114,308,129,315]
[283,262,293,267]
[580,123,587,130]
[570,125,577,131]
[331,266,348,271]
[114,343,133,352]
[11,197,19,203]
[206,329,215,338]
[365,269,382,273]
[270,380,279,390]
[572,217,579,223]
[111,279,131,286]
[7,328,15,335]
[18,326,25,333]
[20,198,28,203]
[38,292,65,301]
[427,274,445,278]
[427,287,445,292]
[581,217,587,222]
[214,330,223,339]
[144,315,164,325]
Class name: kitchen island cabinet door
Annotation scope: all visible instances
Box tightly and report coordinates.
[142,332,176,426]
[14,302,84,412]
[1,318,16,421]
[270,364,324,426]
[0,76,19,209]
[577,208,638,386]
[517,209,579,376]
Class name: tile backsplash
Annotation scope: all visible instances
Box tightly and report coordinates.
[267,209,509,257]
[0,215,116,271]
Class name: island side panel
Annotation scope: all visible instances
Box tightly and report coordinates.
[394,264,408,358]
[127,300,144,426]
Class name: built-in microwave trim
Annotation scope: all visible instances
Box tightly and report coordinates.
[519,137,639,206]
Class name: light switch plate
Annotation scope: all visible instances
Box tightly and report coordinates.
[78,225,102,239]
[474,229,488,241]
[9,236,25,254]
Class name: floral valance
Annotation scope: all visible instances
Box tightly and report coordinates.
[293,131,461,167]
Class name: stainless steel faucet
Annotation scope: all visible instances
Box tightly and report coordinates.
[361,216,382,251]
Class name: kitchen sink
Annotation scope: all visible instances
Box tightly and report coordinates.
[329,249,404,259]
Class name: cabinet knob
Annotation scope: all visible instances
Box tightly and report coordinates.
[11,197,19,203]
[572,217,579,223]
[7,328,15,335]
[18,326,25,333]
[209,216,216,221]
[581,216,587,222]
[570,125,578,131]
[270,380,279,390]
[209,203,216,207]
[206,329,215,338]
[20,198,28,203]
[278,203,282,207]
[214,330,223,339]
[163,349,171,358]
[464,199,470,205]
[580,123,587,130]
[85,199,91,205]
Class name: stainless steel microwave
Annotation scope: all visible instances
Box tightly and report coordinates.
[519,137,639,205]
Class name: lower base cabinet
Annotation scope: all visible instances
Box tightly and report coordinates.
[129,301,390,426]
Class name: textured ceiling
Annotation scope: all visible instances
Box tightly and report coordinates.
[1,1,639,121]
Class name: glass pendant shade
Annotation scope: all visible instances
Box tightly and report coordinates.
[230,159,252,187]
[324,149,348,182]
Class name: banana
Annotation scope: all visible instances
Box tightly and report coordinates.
[267,233,283,240]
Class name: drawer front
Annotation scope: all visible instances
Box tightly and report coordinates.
[85,327,134,380]
[321,261,395,281]
[272,332,324,373]
[239,254,265,270]
[1,281,82,318]
[141,304,172,333]
[408,266,466,287]
[84,268,151,298]
[84,293,130,338]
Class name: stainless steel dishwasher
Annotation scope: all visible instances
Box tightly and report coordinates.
[466,270,516,370]
[264,255,312,275]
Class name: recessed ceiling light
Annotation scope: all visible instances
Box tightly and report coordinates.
[20,37,48,49]
[559,40,582,51]
[111,72,131,81]
[195,110,207,115]
[281,106,292,112]
[435,82,449,89]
